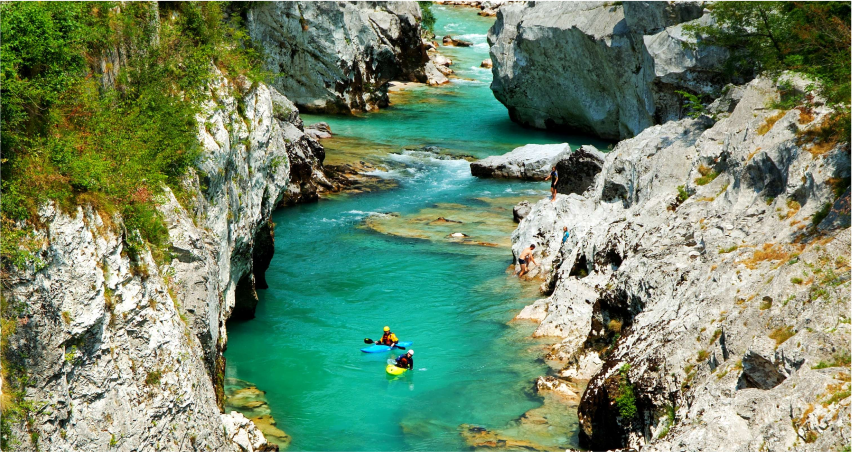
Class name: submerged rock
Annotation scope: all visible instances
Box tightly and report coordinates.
[442,35,473,47]
[471,143,572,180]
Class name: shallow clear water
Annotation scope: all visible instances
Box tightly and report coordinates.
[224,6,604,451]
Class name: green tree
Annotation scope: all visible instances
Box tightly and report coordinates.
[685,2,850,107]
[1,2,266,267]
[418,2,436,33]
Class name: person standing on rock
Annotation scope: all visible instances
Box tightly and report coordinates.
[517,244,537,277]
[544,166,558,202]
[562,227,570,243]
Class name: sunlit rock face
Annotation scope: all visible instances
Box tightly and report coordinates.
[488,1,729,140]
[247,1,427,113]
[511,76,850,450]
[2,70,324,451]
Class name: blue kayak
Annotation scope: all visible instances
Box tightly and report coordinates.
[360,341,413,353]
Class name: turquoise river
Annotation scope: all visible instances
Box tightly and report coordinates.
[224,6,606,451]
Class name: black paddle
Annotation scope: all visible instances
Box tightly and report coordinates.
[363,338,406,350]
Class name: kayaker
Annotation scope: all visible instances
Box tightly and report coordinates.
[544,166,558,202]
[395,350,414,370]
[377,326,399,346]
[517,244,537,277]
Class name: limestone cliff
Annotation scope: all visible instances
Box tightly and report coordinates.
[512,76,850,451]
[2,71,323,451]
[488,1,730,140]
[247,1,427,113]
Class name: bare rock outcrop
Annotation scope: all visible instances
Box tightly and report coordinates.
[488,1,730,140]
[512,76,851,451]
[247,2,427,113]
[470,143,571,180]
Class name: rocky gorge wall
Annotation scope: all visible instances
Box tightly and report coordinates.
[246,1,427,113]
[511,76,851,451]
[2,69,328,451]
[488,1,731,140]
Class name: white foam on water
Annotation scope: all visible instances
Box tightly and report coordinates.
[450,78,487,86]
[456,33,486,41]
[343,210,395,221]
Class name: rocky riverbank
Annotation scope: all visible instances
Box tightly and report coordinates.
[1,64,333,450]
[506,75,850,451]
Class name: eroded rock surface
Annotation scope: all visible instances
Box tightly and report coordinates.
[3,71,320,451]
[488,1,730,139]
[247,1,427,113]
[512,76,850,451]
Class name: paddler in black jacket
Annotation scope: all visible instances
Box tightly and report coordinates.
[395,350,414,370]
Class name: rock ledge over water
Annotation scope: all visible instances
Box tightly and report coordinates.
[471,143,571,180]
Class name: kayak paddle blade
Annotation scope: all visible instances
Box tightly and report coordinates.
[364,338,374,344]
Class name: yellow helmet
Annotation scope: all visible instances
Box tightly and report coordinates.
[383,326,390,332]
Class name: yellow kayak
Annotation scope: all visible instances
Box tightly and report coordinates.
[386,364,407,375]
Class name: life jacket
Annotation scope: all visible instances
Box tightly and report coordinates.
[396,355,412,368]
[379,331,398,345]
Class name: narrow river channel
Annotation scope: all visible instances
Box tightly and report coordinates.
[224,6,605,451]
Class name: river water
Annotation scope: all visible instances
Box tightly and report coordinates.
[224,6,604,451]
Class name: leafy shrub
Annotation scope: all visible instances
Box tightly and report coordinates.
[0,2,265,268]
[615,363,637,419]
[676,90,707,118]
[684,2,851,142]
[676,185,691,203]
[418,2,436,33]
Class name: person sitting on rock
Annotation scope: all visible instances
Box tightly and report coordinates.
[395,350,414,370]
[517,244,537,277]
[544,166,558,202]
[378,326,399,346]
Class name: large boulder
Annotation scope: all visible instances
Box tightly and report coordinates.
[488,1,729,140]
[470,143,571,180]
[247,2,427,113]
[554,145,606,196]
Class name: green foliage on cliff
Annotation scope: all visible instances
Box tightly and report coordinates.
[686,2,850,107]
[615,363,637,419]
[0,2,264,269]
[418,2,436,32]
